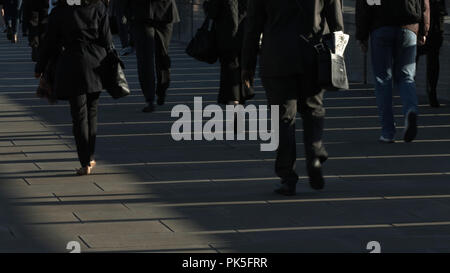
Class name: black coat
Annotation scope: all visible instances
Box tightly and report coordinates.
[122,0,180,24]
[205,0,248,57]
[36,1,112,99]
[242,0,344,78]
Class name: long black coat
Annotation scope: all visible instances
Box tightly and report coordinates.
[36,1,112,99]
[206,0,248,57]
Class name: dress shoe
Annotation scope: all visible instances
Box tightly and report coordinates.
[142,103,155,113]
[428,93,440,108]
[156,95,166,106]
[403,110,417,143]
[307,159,325,190]
[274,181,296,196]
[12,34,18,44]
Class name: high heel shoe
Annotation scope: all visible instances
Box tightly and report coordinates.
[11,34,18,44]
[90,160,96,168]
[76,166,93,176]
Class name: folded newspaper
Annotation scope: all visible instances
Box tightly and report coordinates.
[330,31,350,57]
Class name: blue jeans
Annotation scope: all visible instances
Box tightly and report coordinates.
[370,26,419,139]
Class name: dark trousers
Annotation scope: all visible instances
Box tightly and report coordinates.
[132,22,173,103]
[69,92,100,167]
[4,0,22,35]
[115,12,133,48]
[416,32,443,99]
[262,76,328,183]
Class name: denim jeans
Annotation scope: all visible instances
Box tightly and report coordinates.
[370,26,419,139]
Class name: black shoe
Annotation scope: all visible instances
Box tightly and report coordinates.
[403,111,417,143]
[142,103,155,113]
[428,93,440,108]
[274,181,297,196]
[157,96,166,106]
[6,28,12,40]
[307,159,325,190]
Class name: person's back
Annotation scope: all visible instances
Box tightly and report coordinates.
[37,0,112,98]
[243,0,344,78]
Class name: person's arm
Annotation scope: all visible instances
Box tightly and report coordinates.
[120,0,130,24]
[325,0,344,33]
[420,0,430,37]
[98,5,113,50]
[241,0,265,87]
[355,0,372,52]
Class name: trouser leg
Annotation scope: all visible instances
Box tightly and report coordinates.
[393,28,418,116]
[262,77,299,183]
[133,23,156,104]
[69,94,90,167]
[155,23,173,98]
[87,92,100,162]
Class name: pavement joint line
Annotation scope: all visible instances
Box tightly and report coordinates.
[93,182,105,192]
[22,178,31,186]
[129,172,450,186]
[159,220,175,233]
[83,154,450,167]
[78,235,91,249]
[72,212,83,224]
[42,113,450,127]
[52,193,62,202]
[138,194,450,209]
[19,102,447,109]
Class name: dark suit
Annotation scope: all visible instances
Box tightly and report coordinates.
[123,0,180,104]
[242,0,344,184]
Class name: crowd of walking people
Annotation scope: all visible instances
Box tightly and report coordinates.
[0,0,447,196]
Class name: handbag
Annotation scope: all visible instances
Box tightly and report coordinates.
[36,54,58,104]
[186,17,218,64]
[295,0,349,91]
[99,49,131,99]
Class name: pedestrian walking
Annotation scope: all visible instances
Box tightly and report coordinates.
[35,0,113,176]
[356,0,430,144]
[3,0,23,43]
[108,0,134,56]
[122,0,180,112]
[242,0,344,196]
[0,1,6,33]
[416,0,447,108]
[21,0,31,36]
[27,0,49,62]
[204,0,254,106]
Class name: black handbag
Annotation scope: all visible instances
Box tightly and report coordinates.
[295,0,349,91]
[36,54,59,104]
[100,49,131,99]
[186,17,218,64]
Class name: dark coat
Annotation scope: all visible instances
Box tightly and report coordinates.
[242,0,344,78]
[355,0,430,42]
[36,1,112,99]
[122,0,180,25]
[205,0,248,57]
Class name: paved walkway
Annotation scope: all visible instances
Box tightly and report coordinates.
[1,33,450,253]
